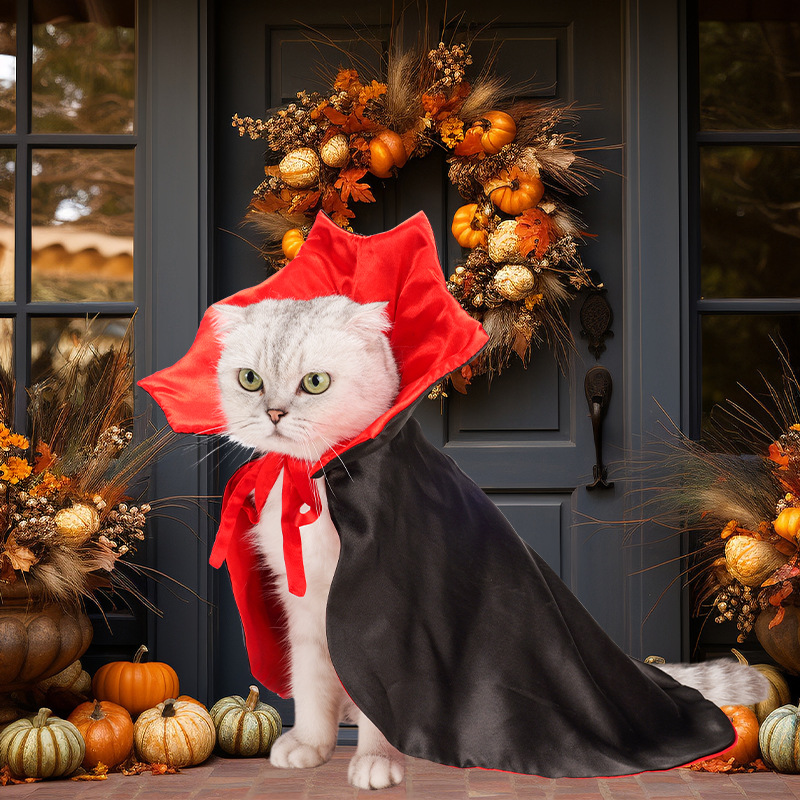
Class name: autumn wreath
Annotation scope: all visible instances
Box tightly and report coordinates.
[233,35,602,389]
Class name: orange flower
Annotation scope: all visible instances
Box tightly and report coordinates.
[0,456,32,484]
[30,471,69,497]
[439,116,464,148]
[7,433,28,449]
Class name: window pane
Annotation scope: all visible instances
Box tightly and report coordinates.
[700,146,800,298]
[701,314,800,443]
[31,6,135,134]
[699,14,800,130]
[0,19,15,133]
[0,149,13,301]
[31,149,134,303]
[0,316,11,423]
[30,317,131,386]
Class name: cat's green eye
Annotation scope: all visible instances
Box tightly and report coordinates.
[300,372,331,394]
[238,368,263,392]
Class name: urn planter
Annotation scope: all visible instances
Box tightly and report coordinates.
[0,580,93,692]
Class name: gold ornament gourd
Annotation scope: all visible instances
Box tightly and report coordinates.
[724,536,788,587]
[54,502,100,546]
[488,220,521,263]
[134,698,216,767]
[209,685,282,757]
[320,134,350,168]
[279,147,320,188]
[0,707,85,778]
[493,264,536,302]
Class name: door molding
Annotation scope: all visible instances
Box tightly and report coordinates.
[623,0,686,660]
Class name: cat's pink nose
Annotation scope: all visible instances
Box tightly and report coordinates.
[267,408,287,425]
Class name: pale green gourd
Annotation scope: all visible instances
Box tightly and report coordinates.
[0,707,85,778]
[209,685,282,756]
[760,703,800,773]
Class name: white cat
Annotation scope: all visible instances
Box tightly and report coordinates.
[213,295,768,790]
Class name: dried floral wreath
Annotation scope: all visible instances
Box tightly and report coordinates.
[655,350,800,664]
[233,36,601,390]
[0,333,174,610]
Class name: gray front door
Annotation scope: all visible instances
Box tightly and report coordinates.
[211,0,677,721]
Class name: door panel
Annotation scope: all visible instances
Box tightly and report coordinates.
[214,0,628,722]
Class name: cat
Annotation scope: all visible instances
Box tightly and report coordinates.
[213,294,768,790]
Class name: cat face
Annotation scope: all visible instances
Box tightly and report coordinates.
[214,296,400,461]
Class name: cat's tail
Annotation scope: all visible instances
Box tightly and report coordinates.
[649,659,770,707]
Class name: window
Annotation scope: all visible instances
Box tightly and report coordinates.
[691,1,800,439]
[689,0,800,657]
[0,0,138,426]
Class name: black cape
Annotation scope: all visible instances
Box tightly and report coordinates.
[322,411,735,778]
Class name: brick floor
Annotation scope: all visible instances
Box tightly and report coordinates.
[2,748,800,799]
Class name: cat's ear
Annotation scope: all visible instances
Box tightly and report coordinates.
[211,303,247,338]
[346,301,392,336]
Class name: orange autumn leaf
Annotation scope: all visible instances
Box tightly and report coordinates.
[769,606,786,628]
[249,193,290,214]
[333,68,361,92]
[516,208,557,259]
[769,583,794,607]
[321,188,355,227]
[335,168,375,204]
[449,364,474,395]
[34,441,55,474]
[358,80,387,104]
[769,441,790,468]
[288,190,321,214]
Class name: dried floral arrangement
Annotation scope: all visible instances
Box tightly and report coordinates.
[232,32,601,388]
[656,350,800,664]
[0,333,175,610]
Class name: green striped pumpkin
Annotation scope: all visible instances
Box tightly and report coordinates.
[0,707,85,778]
[209,685,282,757]
[759,703,800,773]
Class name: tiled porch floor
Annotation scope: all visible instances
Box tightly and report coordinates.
[2,749,798,799]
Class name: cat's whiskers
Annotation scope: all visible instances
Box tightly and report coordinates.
[312,429,354,484]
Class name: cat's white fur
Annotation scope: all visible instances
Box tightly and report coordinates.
[215,296,404,789]
[215,295,768,790]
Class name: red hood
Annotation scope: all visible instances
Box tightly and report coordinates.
[138,211,488,469]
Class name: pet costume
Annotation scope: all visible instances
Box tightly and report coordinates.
[140,211,735,778]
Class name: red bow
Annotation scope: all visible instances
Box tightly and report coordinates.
[209,454,321,596]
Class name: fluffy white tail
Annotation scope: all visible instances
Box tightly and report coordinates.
[652,660,770,707]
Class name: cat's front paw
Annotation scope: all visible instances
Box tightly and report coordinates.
[270,730,335,769]
[348,752,405,790]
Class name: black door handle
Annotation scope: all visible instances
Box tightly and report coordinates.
[585,366,614,490]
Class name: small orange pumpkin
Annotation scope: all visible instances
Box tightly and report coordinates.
[281,228,304,260]
[451,203,489,249]
[92,645,180,718]
[478,110,517,154]
[719,705,761,765]
[67,700,134,769]
[485,167,545,215]
[368,129,407,178]
[774,508,800,542]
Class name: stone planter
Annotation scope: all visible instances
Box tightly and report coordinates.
[0,580,93,692]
